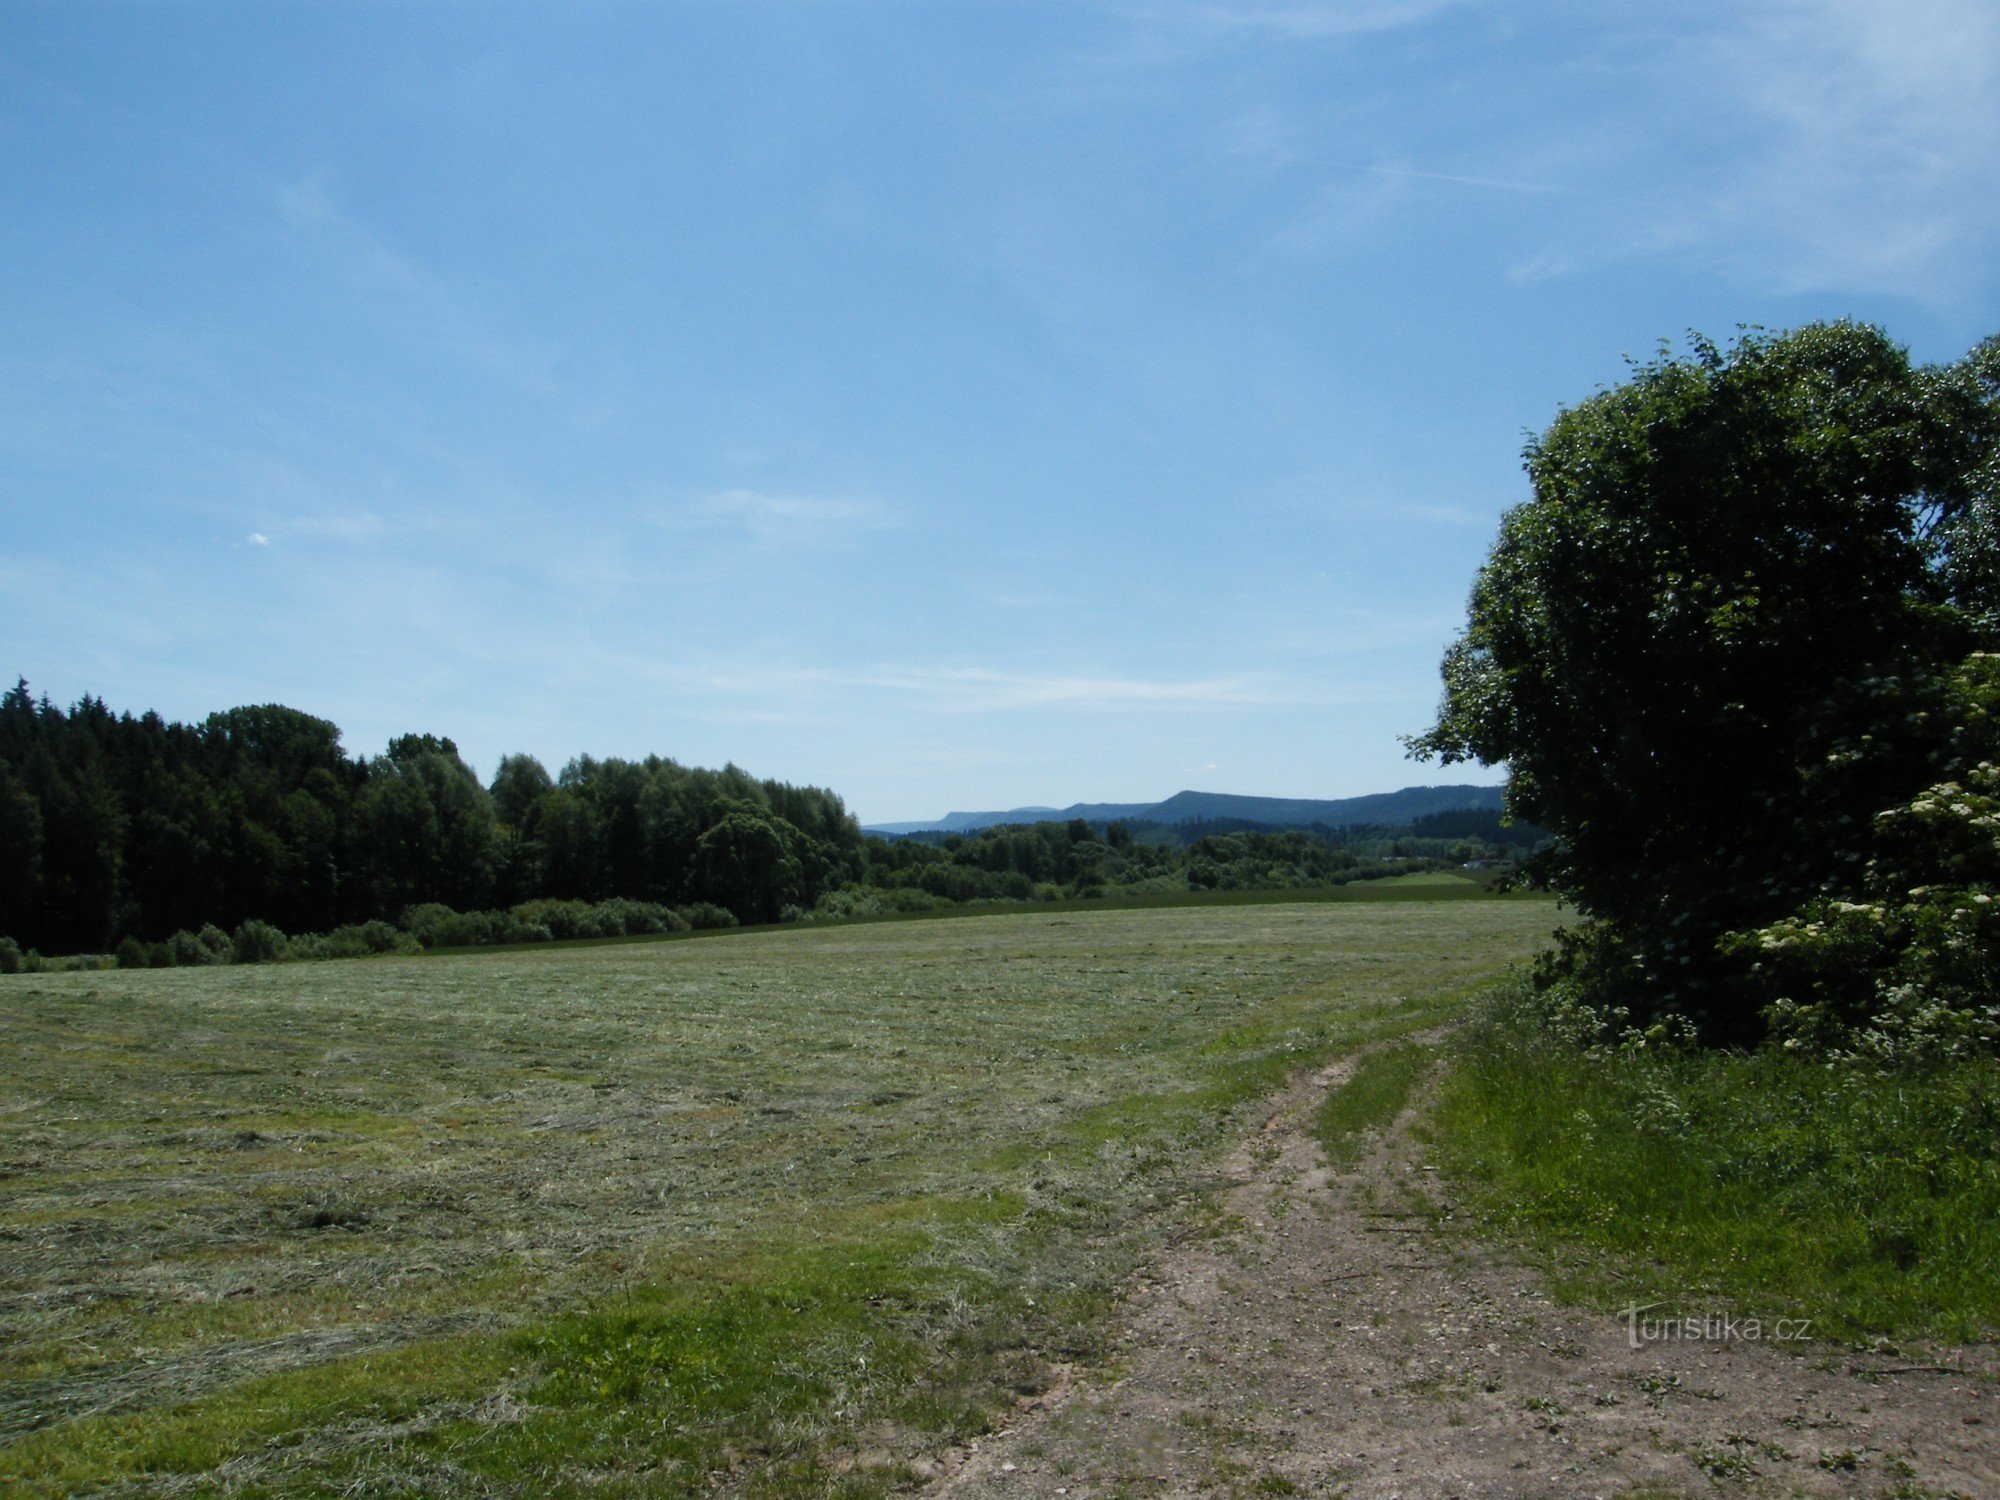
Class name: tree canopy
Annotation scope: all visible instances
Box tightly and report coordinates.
[1413,323,2000,1050]
[0,685,864,951]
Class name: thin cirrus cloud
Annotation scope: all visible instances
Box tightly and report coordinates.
[287,514,395,544]
[278,181,428,296]
[1364,163,1559,197]
[1127,0,1474,40]
[277,180,558,393]
[232,516,399,551]
[1669,0,2000,299]
[647,659,1392,715]
[1233,2,1997,310]
[868,665,1285,712]
[1479,0,2000,303]
[694,488,899,542]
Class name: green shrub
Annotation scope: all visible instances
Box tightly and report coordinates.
[353,919,412,954]
[50,952,115,972]
[509,899,602,940]
[231,920,288,965]
[430,910,497,949]
[194,924,230,963]
[399,903,459,948]
[678,902,739,930]
[594,898,683,936]
[166,928,217,966]
[0,935,22,974]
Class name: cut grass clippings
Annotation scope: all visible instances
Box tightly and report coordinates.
[0,898,1556,1494]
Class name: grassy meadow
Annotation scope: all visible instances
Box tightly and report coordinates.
[0,896,1553,1495]
[1427,997,2000,1344]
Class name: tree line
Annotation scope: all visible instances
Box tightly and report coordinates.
[0,684,1533,964]
[0,686,865,956]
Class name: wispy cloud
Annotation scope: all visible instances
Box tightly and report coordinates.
[1475,1,2000,304]
[1244,2,2000,306]
[1504,250,1576,285]
[277,180,558,391]
[871,665,1281,711]
[1124,0,1475,40]
[279,182,425,293]
[694,489,898,543]
[1662,0,2000,300]
[1366,164,1558,196]
[1272,157,1561,256]
[630,658,1408,715]
[286,513,395,545]
[618,659,1280,713]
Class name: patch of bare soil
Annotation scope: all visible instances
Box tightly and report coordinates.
[926,1042,1998,1498]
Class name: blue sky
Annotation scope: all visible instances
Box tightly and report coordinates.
[4,1,1998,823]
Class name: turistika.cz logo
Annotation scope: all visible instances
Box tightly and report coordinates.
[1619,1302,1813,1350]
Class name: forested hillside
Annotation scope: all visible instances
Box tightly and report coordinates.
[868,783,1506,835]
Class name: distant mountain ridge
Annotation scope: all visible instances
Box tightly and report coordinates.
[863,783,1506,837]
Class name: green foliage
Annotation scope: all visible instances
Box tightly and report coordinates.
[285,921,421,962]
[0,679,1524,962]
[509,896,688,941]
[0,935,20,973]
[1430,985,2000,1340]
[862,818,1462,908]
[690,800,808,923]
[1726,652,2000,1058]
[811,886,953,921]
[37,951,115,972]
[0,683,863,957]
[229,919,288,965]
[679,900,740,930]
[1414,324,1999,1045]
[195,923,231,963]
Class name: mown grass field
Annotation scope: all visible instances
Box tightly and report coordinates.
[0,897,1554,1495]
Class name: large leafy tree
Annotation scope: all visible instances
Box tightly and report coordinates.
[351,734,499,915]
[689,801,808,924]
[1412,324,1996,1044]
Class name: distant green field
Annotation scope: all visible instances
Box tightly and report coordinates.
[0,897,1554,1495]
[422,872,1531,957]
[1358,870,1480,888]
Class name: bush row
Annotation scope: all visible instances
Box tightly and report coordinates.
[0,897,748,973]
[0,864,1448,976]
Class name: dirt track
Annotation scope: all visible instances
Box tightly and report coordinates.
[927,1042,1999,1498]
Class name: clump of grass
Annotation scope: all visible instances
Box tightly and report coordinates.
[1315,1042,1434,1167]
[1426,995,2000,1342]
